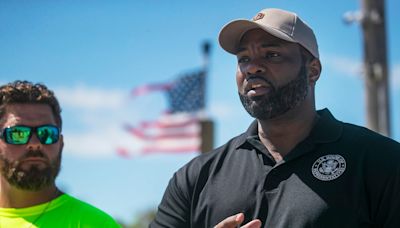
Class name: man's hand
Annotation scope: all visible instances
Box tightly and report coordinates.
[214,213,262,228]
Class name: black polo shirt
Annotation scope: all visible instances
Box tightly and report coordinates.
[150,109,400,228]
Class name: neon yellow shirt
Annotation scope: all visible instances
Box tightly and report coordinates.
[0,194,121,228]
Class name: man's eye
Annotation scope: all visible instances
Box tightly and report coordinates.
[266,52,280,58]
[238,57,249,63]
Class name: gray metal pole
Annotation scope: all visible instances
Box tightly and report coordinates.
[360,0,391,136]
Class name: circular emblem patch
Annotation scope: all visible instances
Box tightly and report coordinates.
[312,154,346,181]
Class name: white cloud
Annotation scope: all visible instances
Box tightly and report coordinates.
[324,56,400,90]
[55,84,127,110]
[209,101,249,119]
[209,102,235,118]
[53,84,144,158]
[324,55,363,78]
[63,125,143,158]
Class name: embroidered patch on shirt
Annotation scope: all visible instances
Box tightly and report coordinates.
[311,154,346,181]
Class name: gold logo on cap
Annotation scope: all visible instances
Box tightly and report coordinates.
[252,13,264,21]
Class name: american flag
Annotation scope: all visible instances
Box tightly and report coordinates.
[118,70,205,157]
[166,71,205,113]
[131,70,205,113]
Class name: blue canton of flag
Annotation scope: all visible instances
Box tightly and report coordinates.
[121,70,207,157]
[166,70,205,113]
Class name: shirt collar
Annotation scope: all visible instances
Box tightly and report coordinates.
[234,120,258,149]
[308,108,342,143]
[234,108,342,149]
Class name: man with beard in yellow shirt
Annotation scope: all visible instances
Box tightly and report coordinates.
[0,80,120,228]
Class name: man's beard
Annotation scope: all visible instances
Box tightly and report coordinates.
[239,64,309,120]
[0,149,61,191]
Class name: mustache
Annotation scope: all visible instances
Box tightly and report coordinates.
[20,149,48,160]
[246,75,274,86]
[245,75,276,91]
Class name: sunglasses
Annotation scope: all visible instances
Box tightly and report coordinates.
[0,125,60,145]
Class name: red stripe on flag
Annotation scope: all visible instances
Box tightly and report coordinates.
[125,124,199,140]
[141,146,200,154]
[116,147,131,158]
[122,113,201,155]
[131,83,172,97]
[139,118,199,129]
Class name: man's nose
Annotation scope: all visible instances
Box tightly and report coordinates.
[27,133,42,149]
[245,60,266,76]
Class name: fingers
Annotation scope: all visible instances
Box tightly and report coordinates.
[242,219,262,228]
[214,213,261,228]
[214,213,244,228]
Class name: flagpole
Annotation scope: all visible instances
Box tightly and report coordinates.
[202,41,211,72]
[200,41,214,154]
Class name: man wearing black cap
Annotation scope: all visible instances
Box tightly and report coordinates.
[150,8,400,228]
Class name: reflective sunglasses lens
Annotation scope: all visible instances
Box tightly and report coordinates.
[37,126,59,144]
[5,126,31,145]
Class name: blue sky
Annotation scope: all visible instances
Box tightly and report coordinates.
[1,0,399,224]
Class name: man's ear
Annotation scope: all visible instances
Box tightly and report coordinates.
[308,58,322,84]
[59,134,64,151]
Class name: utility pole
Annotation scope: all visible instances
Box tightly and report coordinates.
[344,0,390,136]
[361,0,390,136]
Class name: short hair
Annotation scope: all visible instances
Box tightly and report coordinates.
[0,80,62,129]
